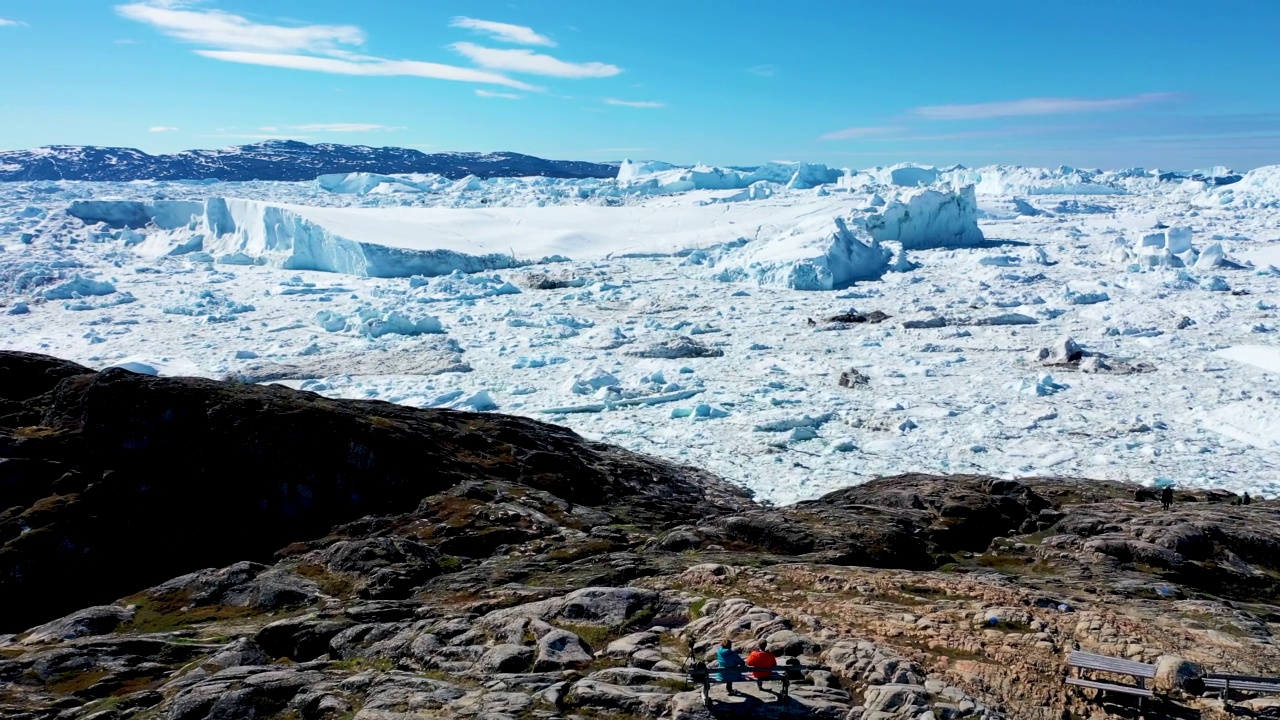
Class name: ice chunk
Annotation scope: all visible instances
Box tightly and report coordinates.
[753,412,837,432]
[1199,276,1230,292]
[885,165,940,187]
[41,276,116,300]
[1065,288,1109,305]
[109,362,159,375]
[358,311,444,338]
[452,390,498,412]
[627,336,724,359]
[863,187,985,249]
[567,366,621,395]
[1193,242,1226,269]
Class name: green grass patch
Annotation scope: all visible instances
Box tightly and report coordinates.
[293,563,357,599]
[546,539,616,563]
[46,669,109,695]
[560,622,616,650]
[689,598,708,619]
[975,553,1034,571]
[328,657,395,672]
[650,677,692,693]
[366,416,404,430]
[116,591,263,634]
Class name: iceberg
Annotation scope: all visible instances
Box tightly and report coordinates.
[862,186,985,249]
[61,185,981,289]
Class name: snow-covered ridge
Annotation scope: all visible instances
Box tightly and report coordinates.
[0,140,618,182]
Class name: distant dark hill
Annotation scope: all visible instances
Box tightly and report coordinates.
[0,140,619,182]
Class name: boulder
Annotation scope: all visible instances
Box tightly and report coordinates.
[764,629,822,657]
[534,629,593,672]
[19,605,135,644]
[476,644,534,673]
[601,631,660,659]
[1154,655,1204,695]
[838,369,870,388]
[862,683,929,715]
[483,587,659,627]
[255,614,354,661]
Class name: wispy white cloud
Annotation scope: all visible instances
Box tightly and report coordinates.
[817,126,901,141]
[117,2,537,90]
[450,17,554,47]
[116,3,364,53]
[475,89,523,100]
[450,42,620,78]
[195,50,541,91]
[748,64,777,77]
[603,98,664,108]
[204,133,314,141]
[913,92,1181,120]
[0,18,28,27]
[290,123,401,132]
[148,126,179,132]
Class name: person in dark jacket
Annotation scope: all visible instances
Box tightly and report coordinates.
[1161,486,1174,511]
[715,639,745,693]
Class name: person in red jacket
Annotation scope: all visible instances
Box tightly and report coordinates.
[745,640,778,691]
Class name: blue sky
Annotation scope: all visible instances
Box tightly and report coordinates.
[1,1,1278,169]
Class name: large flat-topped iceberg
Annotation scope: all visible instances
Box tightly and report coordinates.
[65,190,983,289]
[616,159,842,193]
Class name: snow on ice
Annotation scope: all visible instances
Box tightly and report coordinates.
[2,161,1279,504]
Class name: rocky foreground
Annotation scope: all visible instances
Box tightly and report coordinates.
[2,351,1279,720]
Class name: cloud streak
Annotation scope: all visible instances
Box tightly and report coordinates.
[148,126,179,132]
[475,89,523,100]
[116,3,364,53]
[290,123,400,132]
[604,98,665,108]
[450,42,621,78]
[117,2,539,90]
[913,92,1181,120]
[0,18,28,27]
[194,50,541,91]
[748,64,777,77]
[450,17,554,47]
[818,126,900,141]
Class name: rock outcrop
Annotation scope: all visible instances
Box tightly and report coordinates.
[0,351,748,631]
[2,352,1278,720]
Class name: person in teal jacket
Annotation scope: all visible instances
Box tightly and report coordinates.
[715,639,745,693]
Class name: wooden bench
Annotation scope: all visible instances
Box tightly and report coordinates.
[687,659,827,704]
[1065,651,1157,705]
[1204,674,1280,697]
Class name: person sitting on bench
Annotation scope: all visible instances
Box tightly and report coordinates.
[746,640,778,691]
[715,639,746,693]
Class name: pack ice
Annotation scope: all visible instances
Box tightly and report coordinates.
[3,160,1279,505]
[60,182,984,290]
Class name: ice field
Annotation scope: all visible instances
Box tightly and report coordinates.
[2,161,1278,503]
